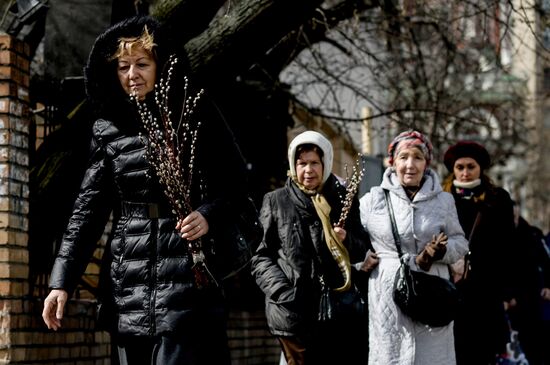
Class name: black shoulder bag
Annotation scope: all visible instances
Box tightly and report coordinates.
[384,189,459,327]
[309,223,366,322]
[315,258,366,322]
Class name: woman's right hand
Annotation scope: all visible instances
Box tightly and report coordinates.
[176,211,209,241]
[42,289,68,331]
[416,232,448,271]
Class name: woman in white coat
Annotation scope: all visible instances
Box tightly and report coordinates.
[359,130,468,365]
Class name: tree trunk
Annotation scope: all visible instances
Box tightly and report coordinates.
[151,0,227,44]
[153,0,324,84]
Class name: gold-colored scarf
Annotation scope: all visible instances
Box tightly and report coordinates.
[290,174,352,292]
[311,193,351,292]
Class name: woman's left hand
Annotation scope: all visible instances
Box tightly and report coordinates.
[333,226,347,242]
[177,211,209,241]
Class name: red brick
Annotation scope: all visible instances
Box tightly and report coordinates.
[0,82,18,100]
[0,36,12,51]
[0,99,9,113]
[0,51,10,67]
[0,280,27,297]
[14,54,29,72]
[0,66,11,81]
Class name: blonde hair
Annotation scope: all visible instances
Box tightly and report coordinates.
[111,25,156,60]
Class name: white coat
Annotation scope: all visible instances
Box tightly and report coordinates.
[359,167,468,365]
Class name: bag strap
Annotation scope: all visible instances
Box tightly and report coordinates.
[460,211,482,281]
[467,211,482,245]
[383,189,403,258]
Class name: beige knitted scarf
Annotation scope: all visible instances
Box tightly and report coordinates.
[292,176,352,292]
[311,193,352,292]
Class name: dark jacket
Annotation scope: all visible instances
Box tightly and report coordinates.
[251,175,370,337]
[451,184,517,363]
[48,16,250,337]
[454,186,516,298]
[512,217,550,297]
[508,217,550,365]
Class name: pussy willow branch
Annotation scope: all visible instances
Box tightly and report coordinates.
[135,55,204,219]
[134,55,216,288]
[336,153,365,228]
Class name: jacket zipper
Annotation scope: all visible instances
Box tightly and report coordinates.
[149,217,158,336]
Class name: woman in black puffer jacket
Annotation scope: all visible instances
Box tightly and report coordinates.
[41,16,252,365]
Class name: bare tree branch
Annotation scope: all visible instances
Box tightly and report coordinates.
[176,0,325,84]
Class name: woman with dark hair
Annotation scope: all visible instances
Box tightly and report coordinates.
[41,16,254,365]
[442,141,516,365]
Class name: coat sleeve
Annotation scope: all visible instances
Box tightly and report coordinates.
[48,124,115,295]
[250,192,293,301]
[345,195,371,264]
[493,188,519,300]
[441,192,469,264]
[359,191,373,231]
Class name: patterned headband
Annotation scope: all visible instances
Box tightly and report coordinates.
[387,130,433,166]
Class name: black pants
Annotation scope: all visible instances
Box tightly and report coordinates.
[279,315,369,365]
[116,324,231,365]
[454,289,509,365]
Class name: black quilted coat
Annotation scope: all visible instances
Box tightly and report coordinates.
[48,17,249,337]
[251,175,370,338]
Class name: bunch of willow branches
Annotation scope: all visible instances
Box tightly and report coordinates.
[134,55,216,289]
[336,153,365,228]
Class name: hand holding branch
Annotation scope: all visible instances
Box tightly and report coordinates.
[177,211,209,240]
[336,154,365,228]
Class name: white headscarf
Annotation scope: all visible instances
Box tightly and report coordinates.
[287,131,333,185]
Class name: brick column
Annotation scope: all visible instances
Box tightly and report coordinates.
[0,35,112,364]
[0,34,31,363]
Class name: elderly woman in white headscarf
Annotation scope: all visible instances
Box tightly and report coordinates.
[251,130,375,365]
[359,130,468,365]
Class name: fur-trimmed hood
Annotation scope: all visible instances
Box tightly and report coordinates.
[83,16,181,125]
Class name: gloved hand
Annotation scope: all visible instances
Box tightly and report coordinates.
[416,232,448,271]
[359,250,380,273]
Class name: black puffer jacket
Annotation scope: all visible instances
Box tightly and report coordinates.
[48,16,249,336]
[251,175,370,337]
